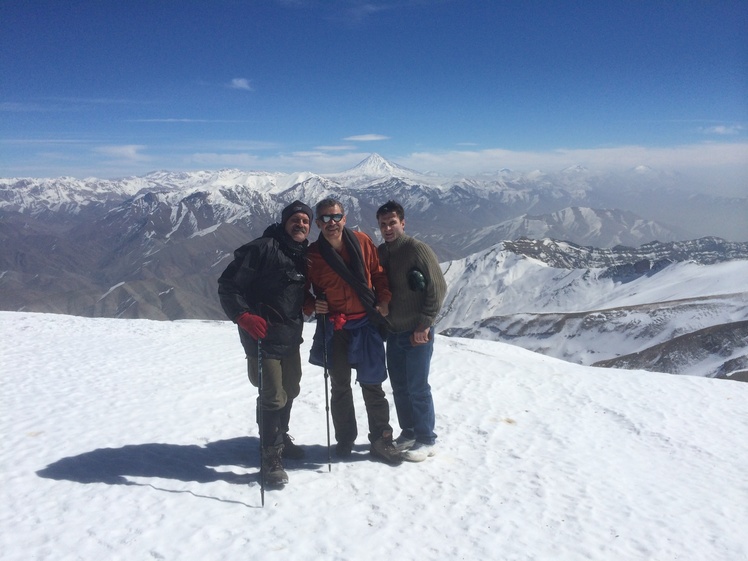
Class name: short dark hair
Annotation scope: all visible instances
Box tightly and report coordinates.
[315,198,344,218]
[376,200,404,221]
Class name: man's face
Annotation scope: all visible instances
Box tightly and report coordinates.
[284,212,311,242]
[378,211,405,243]
[316,205,346,242]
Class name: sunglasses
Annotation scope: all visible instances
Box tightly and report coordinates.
[318,213,344,223]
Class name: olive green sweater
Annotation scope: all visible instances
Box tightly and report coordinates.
[378,234,447,332]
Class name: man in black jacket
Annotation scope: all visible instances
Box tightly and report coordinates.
[218,200,313,486]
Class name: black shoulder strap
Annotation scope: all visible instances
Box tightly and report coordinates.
[317,229,384,324]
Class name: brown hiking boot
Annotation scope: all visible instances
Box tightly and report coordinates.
[370,431,403,465]
[262,444,289,486]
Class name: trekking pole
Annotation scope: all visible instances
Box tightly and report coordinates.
[319,294,332,472]
[257,338,265,507]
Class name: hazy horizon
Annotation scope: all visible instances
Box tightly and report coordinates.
[1,1,745,196]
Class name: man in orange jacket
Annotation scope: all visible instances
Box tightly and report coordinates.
[305,198,402,465]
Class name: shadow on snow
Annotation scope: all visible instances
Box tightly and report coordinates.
[36,437,332,486]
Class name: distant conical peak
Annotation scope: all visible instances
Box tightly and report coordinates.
[347,153,419,177]
[353,153,394,172]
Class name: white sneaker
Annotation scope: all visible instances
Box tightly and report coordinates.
[394,430,416,452]
[402,442,436,462]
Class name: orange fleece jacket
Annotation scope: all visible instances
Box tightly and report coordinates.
[304,230,391,316]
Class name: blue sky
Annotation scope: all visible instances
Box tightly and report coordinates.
[1,0,746,192]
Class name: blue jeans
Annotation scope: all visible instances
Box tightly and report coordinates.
[386,331,437,445]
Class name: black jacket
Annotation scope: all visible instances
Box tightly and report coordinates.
[218,224,308,359]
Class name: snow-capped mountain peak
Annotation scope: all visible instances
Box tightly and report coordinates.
[561,164,589,173]
[324,153,426,187]
[348,153,413,176]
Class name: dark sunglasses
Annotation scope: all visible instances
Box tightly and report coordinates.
[318,213,344,223]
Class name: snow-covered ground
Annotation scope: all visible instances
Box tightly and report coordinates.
[2,312,746,560]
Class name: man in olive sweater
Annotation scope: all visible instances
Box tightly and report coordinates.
[376,200,447,462]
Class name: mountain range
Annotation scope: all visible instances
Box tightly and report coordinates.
[2,154,746,380]
[438,238,748,381]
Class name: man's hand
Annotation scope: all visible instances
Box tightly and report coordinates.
[236,312,267,340]
[376,301,389,317]
[314,298,329,315]
[410,327,430,346]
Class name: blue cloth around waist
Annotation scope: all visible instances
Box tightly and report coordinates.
[309,315,387,384]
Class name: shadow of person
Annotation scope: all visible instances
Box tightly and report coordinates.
[37,437,260,485]
[36,437,328,486]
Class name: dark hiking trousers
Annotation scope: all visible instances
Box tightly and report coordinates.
[247,348,302,444]
[329,327,392,444]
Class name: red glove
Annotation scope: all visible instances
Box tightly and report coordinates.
[236,312,267,340]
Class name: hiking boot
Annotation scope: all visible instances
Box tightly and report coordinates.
[394,429,416,452]
[402,442,437,463]
[262,444,288,486]
[281,434,305,460]
[335,441,354,458]
[370,431,403,465]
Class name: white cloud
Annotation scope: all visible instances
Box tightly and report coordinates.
[186,150,371,174]
[0,102,50,112]
[131,118,248,123]
[93,145,151,162]
[188,140,280,152]
[6,137,746,198]
[1,138,88,145]
[315,145,356,151]
[188,152,274,169]
[343,134,390,142]
[347,3,389,21]
[700,125,743,136]
[400,143,748,175]
[228,78,253,91]
[179,142,748,193]
[133,118,212,123]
